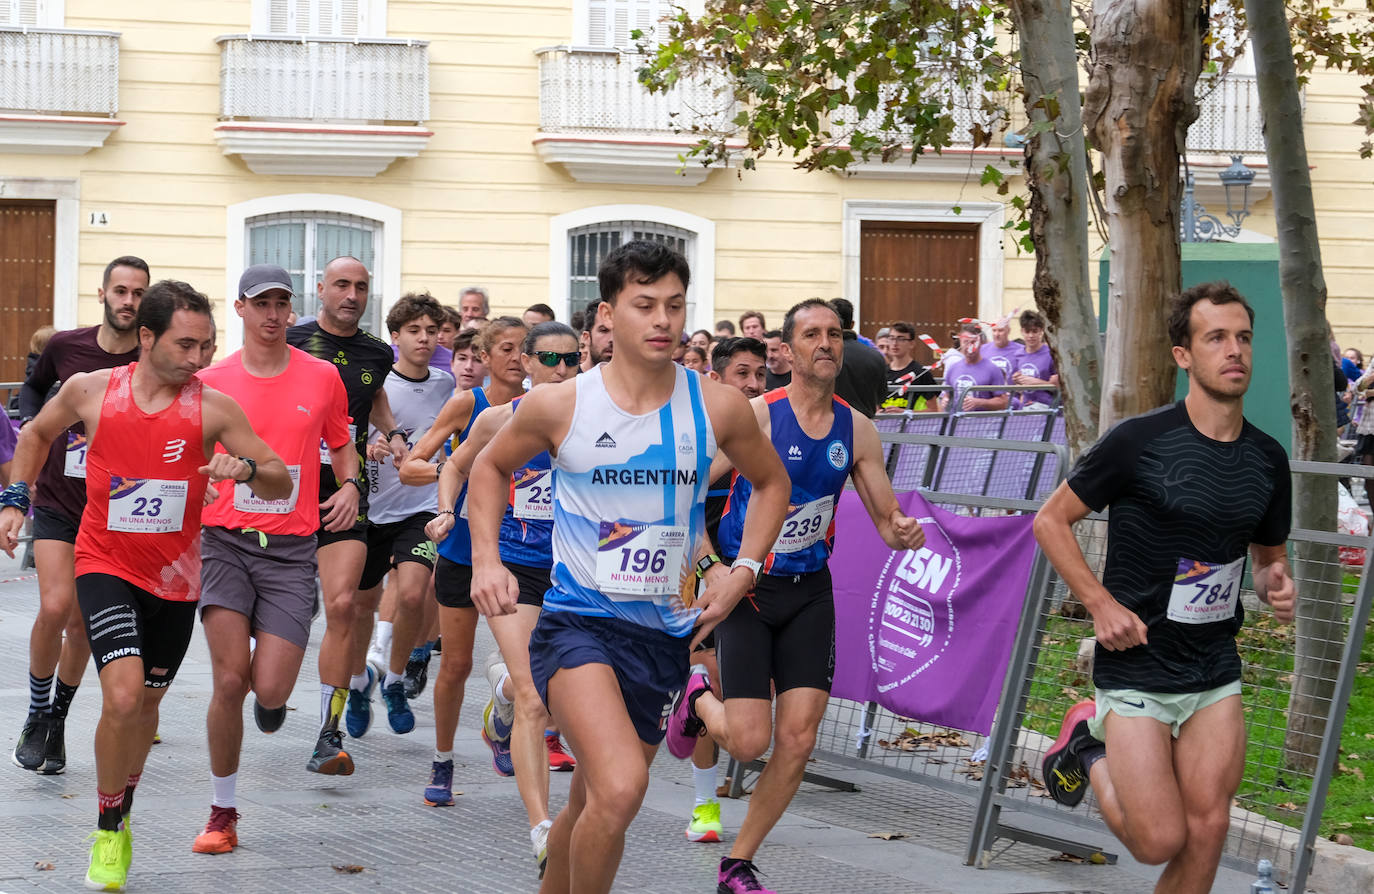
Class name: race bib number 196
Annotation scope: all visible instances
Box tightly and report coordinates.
[595,521,687,598]
[1167,556,1245,625]
[107,478,188,533]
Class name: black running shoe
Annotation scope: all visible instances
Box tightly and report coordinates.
[39,714,65,775]
[403,656,429,700]
[254,698,287,734]
[1041,700,1100,807]
[12,711,50,771]
[306,727,354,776]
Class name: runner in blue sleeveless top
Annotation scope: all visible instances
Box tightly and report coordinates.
[465,242,789,894]
[425,321,580,875]
[669,298,928,894]
[397,316,527,807]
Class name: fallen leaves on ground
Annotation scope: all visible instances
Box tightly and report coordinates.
[954,759,986,782]
[332,865,366,874]
[868,831,906,841]
[1340,762,1366,781]
[34,861,55,871]
[877,727,971,752]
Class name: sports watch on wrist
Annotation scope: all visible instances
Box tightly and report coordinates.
[732,557,764,585]
[343,477,364,494]
[695,553,722,579]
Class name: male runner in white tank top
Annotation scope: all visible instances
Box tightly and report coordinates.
[465,241,790,894]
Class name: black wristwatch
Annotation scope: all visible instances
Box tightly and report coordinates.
[387,429,406,442]
[695,553,722,579]
[343,477,364,494]
[236,456,257,483]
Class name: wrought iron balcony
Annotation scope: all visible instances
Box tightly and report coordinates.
[1191,72,1268,156]
[0,27,122,154]
[214,34,432,176]
[534,46,736,185]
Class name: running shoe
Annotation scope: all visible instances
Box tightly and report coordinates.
[345,663,380,739]
[403,655,429,699]
[382,681,415,734]
[532,820,551,879]
[1041,699,1100,807]
[365,645,387,673]
[432,636,442,653]
[253,699,286,734]
[687,800,723,843]
[85,828,131,892]
[12,710,50,771]
[546,733,576,772]
[306,727,354,776]
[666,666,710,760]
[481,722,515,777]
[423,759,454,807]
[484,650,514,742]
[40,713,66,775]
[191,806,240,854]
[717,857,775,894]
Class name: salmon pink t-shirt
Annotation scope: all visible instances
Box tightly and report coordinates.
[198,347,352,537]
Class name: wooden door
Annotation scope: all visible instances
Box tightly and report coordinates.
[859,220,979,342]
[0,200,55,384]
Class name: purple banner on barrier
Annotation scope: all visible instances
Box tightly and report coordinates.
[831,490,1037,735]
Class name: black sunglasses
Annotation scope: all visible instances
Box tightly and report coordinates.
[533,350,581,368]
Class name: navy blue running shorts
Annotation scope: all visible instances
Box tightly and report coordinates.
[528,609,690,746]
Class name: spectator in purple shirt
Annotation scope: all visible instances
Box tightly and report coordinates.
[939,323,1010,412]
[982,315,1023,380]
[1010,309,1058,407]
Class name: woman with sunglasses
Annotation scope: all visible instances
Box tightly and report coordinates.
[397,316,526,801]
[424,321,579,876]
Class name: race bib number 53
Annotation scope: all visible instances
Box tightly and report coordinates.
[595,521,687,598]
[1167,556,1245,625]
[107,478,188,533]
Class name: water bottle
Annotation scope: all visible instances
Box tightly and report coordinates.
[1251,858,1275,894]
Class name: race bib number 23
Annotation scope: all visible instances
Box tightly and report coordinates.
[107,478,188,533]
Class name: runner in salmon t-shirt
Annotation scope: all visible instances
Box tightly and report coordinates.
[0,281,292,894]
[190,265,355,856]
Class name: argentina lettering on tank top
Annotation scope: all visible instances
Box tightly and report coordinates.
[499,395,555,569]
[436,386,491,566]
[546,365,715,637]
[717,388,854,576]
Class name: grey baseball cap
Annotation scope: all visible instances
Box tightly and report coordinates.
[238,264,294,299]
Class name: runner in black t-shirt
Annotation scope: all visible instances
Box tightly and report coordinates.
[1033,282,1294,893]
[285,256,406,775]
[12,256,148,775]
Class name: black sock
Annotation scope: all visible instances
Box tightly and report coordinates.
[122,773,141,817]
[97,790,125,831]
[1080,743,1107,773]
[28,672,53,714]
[50,679,78,720]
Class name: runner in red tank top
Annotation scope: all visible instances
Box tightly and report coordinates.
[0,281,292,894]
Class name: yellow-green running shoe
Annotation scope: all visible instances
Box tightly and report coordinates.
[686,799,723,843]
[85,827,130,891]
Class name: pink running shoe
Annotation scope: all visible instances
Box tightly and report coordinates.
[665,667,710,760]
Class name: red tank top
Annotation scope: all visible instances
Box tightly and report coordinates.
[75,363,209,602]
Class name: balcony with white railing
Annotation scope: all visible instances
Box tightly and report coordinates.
[534,46,738,185]
[1187,72,1277,210]
[213,34,432,177]
[0,27,123,154]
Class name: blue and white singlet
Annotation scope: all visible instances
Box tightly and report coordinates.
[499,395,554,569]
[717,388,853,576]
[545,365,716,637]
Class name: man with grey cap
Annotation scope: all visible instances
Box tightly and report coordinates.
[189,264,358,854]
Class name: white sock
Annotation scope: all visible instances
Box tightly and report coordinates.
[530,819,552,846]
[494,672,514,706]
[320,684,336,724]
[211,772,237,809]
[349,669,372,691]
[693,765,718,806]
[434,749,453,763]
[384,670,404,689]
[374,620,393,654]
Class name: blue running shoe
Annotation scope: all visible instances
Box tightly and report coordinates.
[382,681,415,734]
[481,724,514,777]
[345,663,380,739]
[423,759,454,807]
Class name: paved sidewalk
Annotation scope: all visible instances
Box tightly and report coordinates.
[0,554,1251,893]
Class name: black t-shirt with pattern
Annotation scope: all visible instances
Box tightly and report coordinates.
[286,320,394,518]
[1066,401,1291,694]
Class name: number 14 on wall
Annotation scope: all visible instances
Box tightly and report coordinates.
[88,211,110,228]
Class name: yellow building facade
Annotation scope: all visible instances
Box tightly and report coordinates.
[0,0,1367,381]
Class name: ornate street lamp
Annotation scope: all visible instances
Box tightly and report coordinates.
[1180,154,1256,242]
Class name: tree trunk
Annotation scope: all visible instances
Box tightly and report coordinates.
[1245,0,1341,774]
[1009,0,1102,460]
[1084,0,1206,430]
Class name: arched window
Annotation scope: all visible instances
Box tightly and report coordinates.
[246,211,382,334]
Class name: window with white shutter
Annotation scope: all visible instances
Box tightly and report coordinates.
[583,0,699,48]
[0,0,62,27]
[567,220,694,321]
[254,0,380,37]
